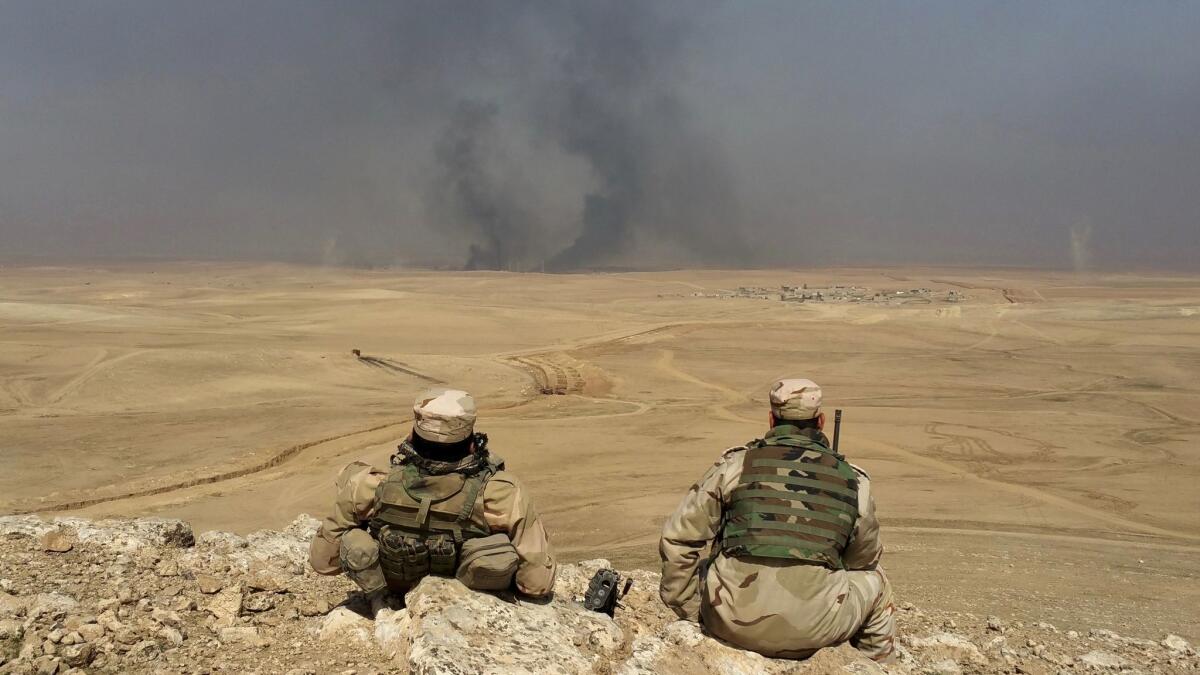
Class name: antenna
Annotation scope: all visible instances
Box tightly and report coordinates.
[832,409,843,453]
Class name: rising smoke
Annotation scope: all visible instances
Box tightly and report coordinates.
[1070,221,1093,274]
[429,3,747,271]
[539,4,670,271]
[431,100,535,271]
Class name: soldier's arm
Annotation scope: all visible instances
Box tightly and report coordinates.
[841,464,883,570]
[483,472,557,597]
[308,461,386,575]
[658,449,741,621]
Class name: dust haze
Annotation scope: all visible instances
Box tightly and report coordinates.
[2,2,1198,270]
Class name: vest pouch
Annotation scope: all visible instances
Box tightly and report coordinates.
[427,534,458,576]
[379,528,430,584]
[455,534,519,591]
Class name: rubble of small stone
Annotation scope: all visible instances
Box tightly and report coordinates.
[0,515,1194,675]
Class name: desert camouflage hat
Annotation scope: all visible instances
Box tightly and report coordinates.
[769,378,822,420]
[412,388,477,443]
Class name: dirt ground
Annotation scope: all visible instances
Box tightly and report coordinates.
[2,263,1197,641]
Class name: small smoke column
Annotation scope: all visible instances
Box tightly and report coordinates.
[1069,220,1093,273]
[542,4,747,270]
[431,100,533,271]
[540,6,648,270]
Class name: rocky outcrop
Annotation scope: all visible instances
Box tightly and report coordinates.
[1,516,193,552]
[619,621,886,675]
[386,576,622,674]
[0,514,1195,674]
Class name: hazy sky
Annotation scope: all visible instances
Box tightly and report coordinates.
[1,2,1197,270]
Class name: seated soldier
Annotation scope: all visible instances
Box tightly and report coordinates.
[309,387,557,615]
[659,378,896,661]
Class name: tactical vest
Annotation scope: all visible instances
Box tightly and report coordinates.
[368,459,497,590]
[720,429,859,569]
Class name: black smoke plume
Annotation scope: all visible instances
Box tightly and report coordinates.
[539,6,651,270]
[431,100,534,271]
[430,3,748,271]
[543,4,747,270]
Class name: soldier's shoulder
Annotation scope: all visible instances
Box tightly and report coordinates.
[336,460,387,484]
[721,444,749,459]
[707,445,748,473]
[848,462,871,480]
[337,460,378,477]
[482,470,527,509]
[486,468,522,488]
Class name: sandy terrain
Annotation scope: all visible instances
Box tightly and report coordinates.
[2,263,1197,640]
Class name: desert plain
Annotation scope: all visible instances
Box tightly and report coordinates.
[1,263,1197,641]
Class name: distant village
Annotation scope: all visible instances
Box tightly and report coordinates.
[660,284,964,304]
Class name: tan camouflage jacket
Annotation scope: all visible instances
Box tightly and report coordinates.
[310,460,557,597]
[659,442,882,621]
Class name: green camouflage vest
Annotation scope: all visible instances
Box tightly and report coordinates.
[720,426,859,569]
[368,451,499,589]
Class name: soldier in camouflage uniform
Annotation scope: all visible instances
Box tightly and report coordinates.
[309,388,557,615]
[659,379,896,661]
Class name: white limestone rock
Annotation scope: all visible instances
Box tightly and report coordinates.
[396,574,623,674]
[0,515,193,551]
[318,607,374,644]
